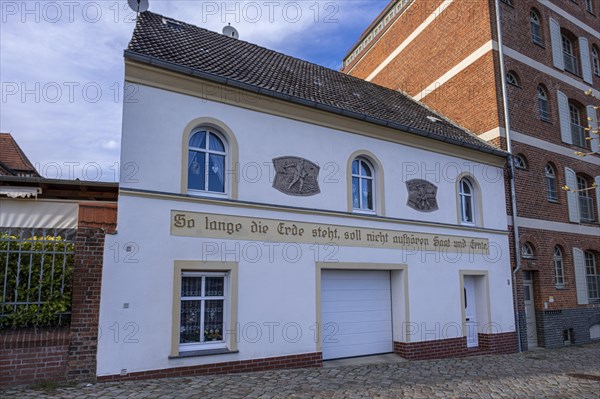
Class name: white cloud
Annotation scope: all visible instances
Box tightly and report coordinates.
[0,1,387,181]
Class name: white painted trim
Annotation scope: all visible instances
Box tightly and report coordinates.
[416,41,497,100]
[537,0,600,37]
[503,46,600,98]
[507,216,600,236]
[365,0,455,82]
[475,128,600,165]
[479,127,506,141]
[345,0,418,75]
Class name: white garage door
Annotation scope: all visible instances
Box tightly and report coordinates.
[321,270,393,360]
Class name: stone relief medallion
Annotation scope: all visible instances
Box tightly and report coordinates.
[406,179,438,212]
[272,156,320,196]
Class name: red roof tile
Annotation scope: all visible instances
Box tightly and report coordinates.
[0,133,39,177]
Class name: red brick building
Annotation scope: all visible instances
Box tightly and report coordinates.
[342,0,600,350]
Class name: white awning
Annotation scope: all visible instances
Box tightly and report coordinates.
[0,199,78,229]
[0,186,42,198]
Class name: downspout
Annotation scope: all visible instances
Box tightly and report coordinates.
[494,0,523,353]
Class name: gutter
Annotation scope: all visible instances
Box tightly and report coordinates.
[495,0,523,353]
[123,50,509,160]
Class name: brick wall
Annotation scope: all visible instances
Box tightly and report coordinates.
[0,202,117,387]
[0,328,70,386]
[393,333,517,360]
[97,352,323,382]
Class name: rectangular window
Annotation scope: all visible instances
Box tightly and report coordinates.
[585,253,599,304]
[179,272,227,351]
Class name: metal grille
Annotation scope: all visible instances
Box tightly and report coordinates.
[0,228,76,328]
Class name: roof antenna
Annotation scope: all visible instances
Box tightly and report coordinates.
[127,0,149,18]
[222,23,239,39]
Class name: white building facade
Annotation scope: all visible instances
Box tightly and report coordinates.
[96,12,517,380]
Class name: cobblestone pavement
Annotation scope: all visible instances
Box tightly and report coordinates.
[3,343,600,399]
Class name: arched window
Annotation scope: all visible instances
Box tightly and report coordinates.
[506,71,520,86]
[592,45,600,76]
[521,243,535,259]
[577,176,594,222]
[351,158,374,212]
[585,252,599,303]
[458,178,475,224]
[530,10,543,45]
[545,163,558,202]
[586,0,594,14]
[188,130,227,193]
[553,246,565,286]
[561,33,579,75]
[537,86,550,121]
[514,154,527,169]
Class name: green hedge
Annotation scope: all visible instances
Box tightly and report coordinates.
[0,233,75,329]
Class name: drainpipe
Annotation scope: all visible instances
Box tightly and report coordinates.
[494,0,523,353]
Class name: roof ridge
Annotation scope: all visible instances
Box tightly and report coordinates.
[127,11,507,158]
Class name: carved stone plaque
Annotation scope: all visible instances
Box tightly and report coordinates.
[272,156,320,196]
[406,179,438,212]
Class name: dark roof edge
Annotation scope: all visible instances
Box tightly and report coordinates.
[0,175,119,188]
[124,50,509,160]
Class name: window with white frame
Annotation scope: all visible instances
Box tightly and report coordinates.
[537,86,550,122]
[530,10,543,45]
[514,154,527,169]
[562,34,579,75]
[585,252,599,304]
[545,164,558,202]
[554,246,565,286]
[577,176,594,222]
[592,46,600,76]
[188,130,227,194]
[506,71,520,86]
[459,178,475,225]
[521,243,535,259]
[179,272,227,351]
[351,158,375,212]
[586,0,594,13]
[569,103,587,148]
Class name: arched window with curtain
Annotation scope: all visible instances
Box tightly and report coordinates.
[351,158,375,212]
[459,178,475,225]
[188,129,227,194]
[521,243,535,259]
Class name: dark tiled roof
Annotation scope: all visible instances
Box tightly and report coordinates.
[0,133,40,176]
[126,12,505,157]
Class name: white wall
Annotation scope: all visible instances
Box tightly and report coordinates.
[97,83,514,376]
[120,84,508,230]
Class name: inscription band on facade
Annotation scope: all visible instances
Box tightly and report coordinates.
[171,211,490,254]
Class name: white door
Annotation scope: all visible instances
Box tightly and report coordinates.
[464,276,478,348]
[523,280,538,348]
[321,270,393,360]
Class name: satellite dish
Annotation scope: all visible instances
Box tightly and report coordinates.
[127,0,149,14]
[222,23,239,39]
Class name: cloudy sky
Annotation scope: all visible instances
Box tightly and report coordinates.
[1,0,388,182]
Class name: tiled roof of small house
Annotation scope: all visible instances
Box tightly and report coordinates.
[126,12,506,158]
[0,133,39,177]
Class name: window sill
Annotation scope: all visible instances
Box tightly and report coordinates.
[533,41,545,49]
[169,348,239,359]
[547,199,559,204]
[555,284,567,290]
[540,117,552,124]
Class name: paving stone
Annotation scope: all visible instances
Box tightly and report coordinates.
[3,343,600,398]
